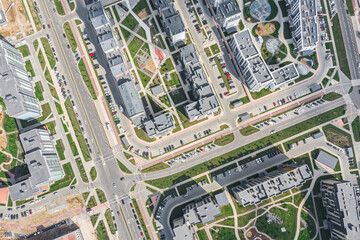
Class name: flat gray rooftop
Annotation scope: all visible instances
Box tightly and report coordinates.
[233,30,258,58]
[247,55,273,84]
[316,150,338,169]
[118,81,145,118]
[272,63,299,84]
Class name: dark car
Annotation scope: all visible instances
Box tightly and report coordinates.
[63,33,66,38]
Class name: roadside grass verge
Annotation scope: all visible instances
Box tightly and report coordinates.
[141,162,169,173]
[40,37,56,69]
[90,167,97,181]
[64,22,77,52]
[64,98,91,161]
[132,199,151,240]
[105,208,115,234]
[66,133,79,156]
[25,60,35,77]
[55,139,66,160]
[214,133,235,146]
[78,59,97,100]
[145,105,346,188]
[117,159,132,174]
[75,157,89,183]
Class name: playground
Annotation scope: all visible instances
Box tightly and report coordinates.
[250,0,271,21]
[0,0,33,38]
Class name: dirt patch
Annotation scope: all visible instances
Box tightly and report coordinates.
[300,59,312,67]
[144,58,156,74]
[324,126,351,148]
[0,112,7,150]
[246,227,271,240]
[137,9,148,19]
[0,0,33,38]
[0,194,84,235]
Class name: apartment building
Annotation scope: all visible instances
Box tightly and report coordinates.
[180,44,219,121]
[156,0,187,45]
[118,81,146,126]
[87,0,127,78]
[0,39,41,120]
[8,128,64,201]
[232,164,312,206]
[230,30,299,92]
[143,112,175,137]
[285,0,318,54]
[213,0,241,33]
[321,179,360,239]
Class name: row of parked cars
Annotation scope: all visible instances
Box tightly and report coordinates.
[167,144,216,165]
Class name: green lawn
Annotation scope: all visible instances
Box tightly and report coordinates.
[346,0,355,16]
[214,133,235,146]
[332,15,351,79]
[48,84,59,100]
[134,127,156,142]
[87,196,97,209]
[34,81,44,101]
[75,157,89,183]
[90,213,99,226]
[128,36,144,58]
[146,105,346,189]
[112,6,120,22]
[352,116,360,142]
[117,159,132,174]
[96,189,107,204]
[105,208,115,234]
[278,0,288,17]
[210,44,220,55]
[96,220,109,240]
[40,37,56,69]
[64,22,77,52]
[55,139,66,160]
[238,211,256,227]
[204,47,212,57]
[214,57,230,91]
[159,94,171,107]
[5,133,18,157]
[266,0,278,20]
[137,70,151,87]
[120,27,131,42]
[44,67,53,84]
[137,27,146,39]
[90,166,97,181]
[210,227,236,240]
[25,60,35,77]
[141,162,169,173]
[256,204,297,239]
[147,94,163,113]
[64,98,91,161]
[55,102,63,115]
[160,58,175,74]
[66,133,79,156]
[239,126,260,136]
[54,0,65,15]
[17,45,29,57]
[45,121,56,135]
[38,50,46,70]
[322,92,342,101]
[323,124,352,148]
[170,88,187,104]
[164,72,181,89]
[78,59,97,99]
[133,0,150,15]
[121,14,139,30]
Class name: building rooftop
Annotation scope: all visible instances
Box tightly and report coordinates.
[98,30,117,53]
[164,14,185,35]
[316,150,338,169]
[215,192,229,207]
[118,81,145,119]
[20,128,54,154]
[232,165,312,206]
[232,30,258,58]
[247,55,273,84]
[143,112,174,137]
[272,64,299,84]
[218,0,241,18]
[183,196,221,224]
[150,85,163,95]
[88,2,108,29]
[172,218,194,240]
[108,54,127,78]
[180,44,200,66]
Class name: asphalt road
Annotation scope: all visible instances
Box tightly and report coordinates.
[336,1,360,80]
[37,0,139,238]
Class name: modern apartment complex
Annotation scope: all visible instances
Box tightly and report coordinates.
[285,0,318,54]
[143,112,175,137]
[87,0,127,78]
[156,0,187,46]
[8,128,64,201]
[0,39,41,120]
[232,164,312,206]
[180,44,219,121]
[321,179,360,239]
[230,30,299,92]
[118,81,146,126]
[212,0,241,33]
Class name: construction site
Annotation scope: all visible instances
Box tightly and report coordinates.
[0,0,33,39]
